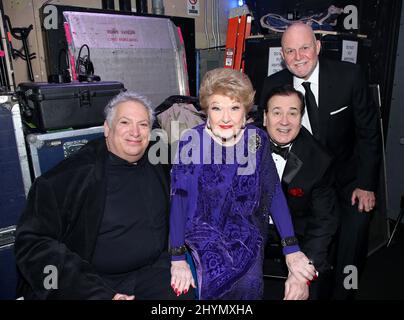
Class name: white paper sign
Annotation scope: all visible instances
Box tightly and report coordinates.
[267,47,284,76]
[187,0,200,16]
[341,40,358,64]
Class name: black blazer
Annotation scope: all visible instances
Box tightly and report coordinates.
[14,138,170,299]
[281,127,338,272]
[260,58,381,200]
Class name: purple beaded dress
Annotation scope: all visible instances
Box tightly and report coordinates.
[170,124,299,300]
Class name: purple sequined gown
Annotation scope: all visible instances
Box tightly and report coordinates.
[170,124,299,300]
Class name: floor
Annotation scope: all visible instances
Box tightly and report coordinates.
[263,221,404,300]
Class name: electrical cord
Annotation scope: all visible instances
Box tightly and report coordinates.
[75,44,100,82]
[76,44,91,76]
[260,5,344,33]
[48,48,71,83]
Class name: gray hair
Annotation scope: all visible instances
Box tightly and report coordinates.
[104,91,155,126]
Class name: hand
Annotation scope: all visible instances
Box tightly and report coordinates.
[285,251,316,283]
[351,188,376,212]
[112,293,135,300]
[284,272,309,300]
[171,260,196,296]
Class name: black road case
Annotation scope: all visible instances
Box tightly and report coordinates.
[17,81,125,131]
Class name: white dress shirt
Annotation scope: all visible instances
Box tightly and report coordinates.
[294,62,320,135]
[272,153,287,179]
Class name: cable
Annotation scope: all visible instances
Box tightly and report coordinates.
[216,0,220,47]
[204,0,209,48]
[57,48,68,74]
[211,0,217,49]
[57,48,71,82]
[76,44,91,76]
[75,44,100,82]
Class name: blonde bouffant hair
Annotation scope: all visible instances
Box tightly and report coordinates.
[199,68,255,112]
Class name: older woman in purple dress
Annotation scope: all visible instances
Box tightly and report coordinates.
[169,68,316,300]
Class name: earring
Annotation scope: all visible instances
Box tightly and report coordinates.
[206,118,212,130]
[263,113,267,127]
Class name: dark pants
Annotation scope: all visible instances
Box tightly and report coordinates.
[309,269,334,300]
[101,252,194,300]
[332,201,371,300]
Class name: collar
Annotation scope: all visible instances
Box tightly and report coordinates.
[294,60,320,88]
[269,138,292,150]
[107,151,146,167]
[269,139,292,160]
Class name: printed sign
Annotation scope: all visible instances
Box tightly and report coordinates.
[187,0,200,16]
[341,40,358,64]
[267,47,284,76]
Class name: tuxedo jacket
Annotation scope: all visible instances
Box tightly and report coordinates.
[279,127,338,272]
[260,58,381,201]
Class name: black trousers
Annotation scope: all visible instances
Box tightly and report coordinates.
[309,269,334,300]
[332,201,371,300]
[101,251,194,300]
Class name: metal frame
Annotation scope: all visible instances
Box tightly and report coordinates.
[11,102,31,195]
[0,10,15,91]
[26,126,104,178]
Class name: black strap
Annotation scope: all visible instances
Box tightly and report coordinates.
[281,236,299,247]
[170,245,188,256]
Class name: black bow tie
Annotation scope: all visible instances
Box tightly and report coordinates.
[270,142,290,160]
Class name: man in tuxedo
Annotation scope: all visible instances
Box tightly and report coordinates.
[263,85,338,300]
[260,23,381,299]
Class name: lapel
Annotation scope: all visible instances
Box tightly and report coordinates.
[286,71,294,86]
[282,149,303,185]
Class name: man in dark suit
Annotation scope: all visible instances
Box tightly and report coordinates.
[259,23,381,299]
[263,85,338,300]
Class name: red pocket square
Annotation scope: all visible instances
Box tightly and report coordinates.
[288,187,304,197]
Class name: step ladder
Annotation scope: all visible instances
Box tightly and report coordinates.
[224,14,252,71]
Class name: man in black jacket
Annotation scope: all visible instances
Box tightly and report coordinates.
[263,85,338,300]
[260,23,381,299]
[15,91,192,300]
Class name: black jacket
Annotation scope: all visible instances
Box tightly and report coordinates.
[281,128,338,272]
[14,138,170,299]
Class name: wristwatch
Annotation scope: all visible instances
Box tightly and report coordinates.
[281,236,299,247]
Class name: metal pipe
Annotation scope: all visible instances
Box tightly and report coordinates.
[136,0,148,13]
[216,0,220,47]
[152,0,165,15]
[204,1,209,48]
[211,0,217,49]
[101,0,115,10]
